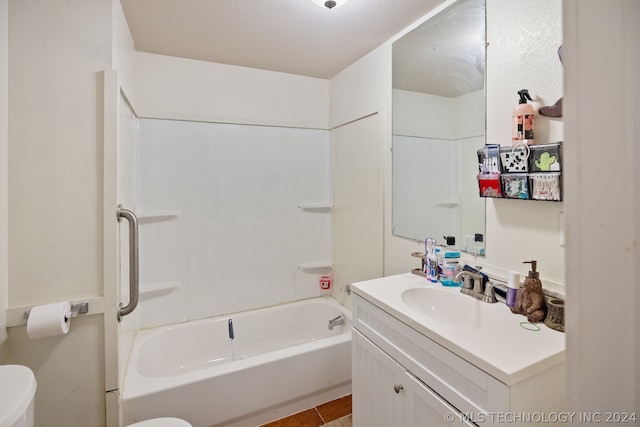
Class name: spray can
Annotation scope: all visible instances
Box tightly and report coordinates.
[512,89,534,143]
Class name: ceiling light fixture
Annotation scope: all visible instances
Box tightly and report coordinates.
[311,0,349,10]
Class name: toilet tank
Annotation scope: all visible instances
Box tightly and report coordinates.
[0,365,37,427]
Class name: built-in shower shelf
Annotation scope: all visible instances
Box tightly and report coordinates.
[298,261,334,271]
[298,203,333,212]
[137,211,180,224]
[435,201,459,208]
[139,281,180,300]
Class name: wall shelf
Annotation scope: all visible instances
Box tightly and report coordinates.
[137,211,180,224]
[298,260,334,271]
[298,203,333,213]
[435,201,459,208]
[139,281,180,300]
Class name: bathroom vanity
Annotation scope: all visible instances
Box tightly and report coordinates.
[351,273,566,427]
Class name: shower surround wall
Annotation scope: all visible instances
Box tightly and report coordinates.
[135,118,332,328]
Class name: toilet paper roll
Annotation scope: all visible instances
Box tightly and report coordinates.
[26,302,72,339]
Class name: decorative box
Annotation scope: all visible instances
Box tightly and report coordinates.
[529,172,562,201]
[478,173,502,198]
[529,142,562,172]
[500,145,529,172]
[477,144,501,173]
[501,174,530,199]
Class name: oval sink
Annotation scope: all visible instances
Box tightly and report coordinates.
[401,287,503,329]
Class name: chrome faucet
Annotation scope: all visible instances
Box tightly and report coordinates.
[454,270,496,303]
[328,314,346,330]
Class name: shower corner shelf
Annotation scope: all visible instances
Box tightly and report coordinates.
[137,210,181,224]
[139,281,180,300]
[298,203,333,212]
[298,261,334,271]
[435,200,459,208]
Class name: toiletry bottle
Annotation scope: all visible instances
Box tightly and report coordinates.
[424,237,434,282]
[427,244,439,283]
[512,89,534,143]
[506,270,520,307]
[474,233,484,256]
[440,250,460,286]
[443,235,456,248]
[434,247,442,282]
[423,238,430,275]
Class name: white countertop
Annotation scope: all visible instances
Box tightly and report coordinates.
[351,273,566,386]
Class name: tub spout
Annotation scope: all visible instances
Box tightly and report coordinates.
[328,314,346,330]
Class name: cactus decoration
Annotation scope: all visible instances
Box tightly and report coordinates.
[535,152,557,171]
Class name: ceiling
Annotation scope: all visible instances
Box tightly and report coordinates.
[119,0,445,80]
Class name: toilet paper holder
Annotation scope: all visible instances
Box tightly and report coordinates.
[23,302,89,323]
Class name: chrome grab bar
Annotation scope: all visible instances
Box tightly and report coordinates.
[117,207,139,320]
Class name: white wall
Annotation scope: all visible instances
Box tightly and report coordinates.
[483,0,564,286]
[8,1,111,305]
[131,52,329,129]
[0,0,8,353]
[4,1,131,426]
[332,114,384,308]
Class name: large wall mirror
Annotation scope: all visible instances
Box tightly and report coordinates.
[392,0,486,253]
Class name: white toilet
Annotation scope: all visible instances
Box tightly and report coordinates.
[0,365,37,427]
[127,418,192,427]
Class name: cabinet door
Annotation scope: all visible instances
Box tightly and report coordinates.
[353,330,407,427]
[403,371,476,427]
[353,330,475,427]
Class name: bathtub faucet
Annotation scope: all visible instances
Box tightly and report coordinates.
[328,314,346,330]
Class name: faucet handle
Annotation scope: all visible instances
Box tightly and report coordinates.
[455,271,476,296]
[472,274,484,295]
[481,282,497,304]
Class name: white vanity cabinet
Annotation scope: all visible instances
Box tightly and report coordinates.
[351,276,567,427]
[353,329,474,426]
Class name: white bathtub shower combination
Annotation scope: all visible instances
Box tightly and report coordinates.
[122,298,352,427]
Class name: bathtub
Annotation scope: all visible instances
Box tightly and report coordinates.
[122,297,352,427]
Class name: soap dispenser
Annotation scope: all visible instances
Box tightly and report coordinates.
[510,260,547,322]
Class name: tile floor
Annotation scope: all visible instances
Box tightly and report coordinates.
[260,395,352,427]
[322,415,352,427]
